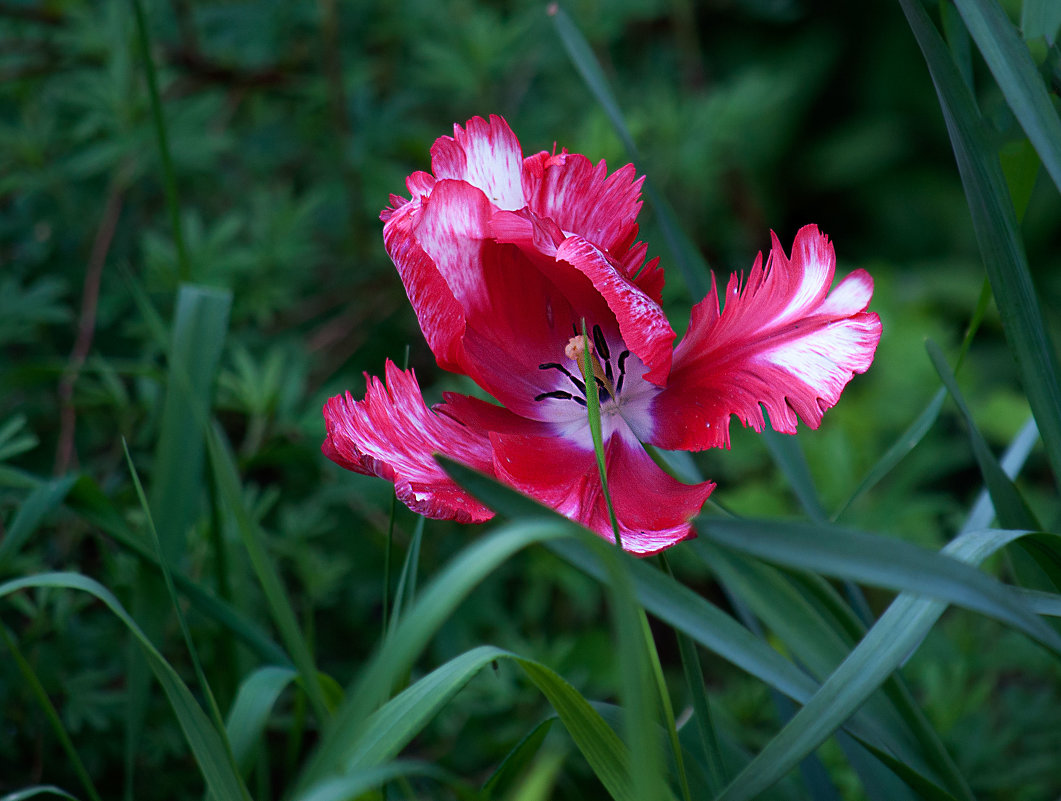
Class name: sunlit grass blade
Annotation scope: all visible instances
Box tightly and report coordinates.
[482,719,555,797]
[225,666,297,774]
[0,626,103,801]
[712,526,1048,801]
[0,476,76,574]
[0,573,251,801]
[900,0,1061,492]
[293,518,573,795]
[548,5,711,300]
[695,518,1061,653]
[206,424,332,725]
[952,0,1061,194]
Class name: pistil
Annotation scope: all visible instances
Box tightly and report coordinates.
[566,334,616,399]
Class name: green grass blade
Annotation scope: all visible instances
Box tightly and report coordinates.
[295,763,464,801]
[0,476,76,574]
[482,719,555,796]
[148,285,231,563]
[695,518,1061,653]
[927,341,1041,530]
[1022,0,1061,44]
[205,424,331,725]
[387,515,424,637]
[129,0,190,281]
[953,0,1061,194]
[548,5,711,299]
[0,573,250,801]
[900,0,1061,492]
[0,626,103,801]
[294,517,572,794]
[0,788,81,801]
[761,428,828,522]
[963,416,1039,532]
[63,476,289,665]
[225,666,298,773]
[712,527,1045,801]
[443,460,970,793]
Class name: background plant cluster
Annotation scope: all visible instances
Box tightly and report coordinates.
[1,0,1060,799]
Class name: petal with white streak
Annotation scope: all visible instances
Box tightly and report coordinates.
[431,115,525,211]
[651,225,882,451]
[322,361,495,523]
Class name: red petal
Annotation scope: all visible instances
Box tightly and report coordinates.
[652,225,882,450]
[521,151,644,256]
[555,235,675,386]
[381,191,468,373]
[431,115,525,211]
[490,431,712,556]
[322,361,495,523]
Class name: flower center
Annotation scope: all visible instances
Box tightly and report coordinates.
[534,323,631,408]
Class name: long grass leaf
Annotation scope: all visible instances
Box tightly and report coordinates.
[899,0,1061,492]
[695,518,1061,653]
[225,666,298,773]
[0,788,81,801]
[293,518,572,794]
[952,0,1061,193]
[548,5,711,299]
[0,573,250,801]
[482,719,555,797]
[927,341,1040,530]
[205,424,331,725]
[713,527,1045,800]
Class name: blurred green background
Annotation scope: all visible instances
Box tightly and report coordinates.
[1,0,1059,798]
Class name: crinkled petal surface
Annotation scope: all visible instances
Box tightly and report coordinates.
[652,225,882,451]
[431,115,525,211]
[322,361,495,523]
[490,431,713,555]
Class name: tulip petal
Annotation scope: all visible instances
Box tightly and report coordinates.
[322,361,495,523]
[652,225,881,450]
[490,431,712,555]
[556,235,675,386]
[522,151,644,256]
[431,115,525,211]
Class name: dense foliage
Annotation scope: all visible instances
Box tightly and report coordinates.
[1,0,1060,799]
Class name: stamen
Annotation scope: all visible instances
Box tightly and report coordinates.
[535,390,575,402]
[616,350,630,394]
[539,361,586,394]
[592,324,610,360]
[566,334,615,399]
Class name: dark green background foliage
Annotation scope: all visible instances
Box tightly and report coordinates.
[1,0,1060,799]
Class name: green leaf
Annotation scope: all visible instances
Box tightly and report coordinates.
[953,0,1061,193]
[293,518,572,794]
[206,424,332,725]
[0,788,81,801]
[927,341,1040,530]
[0,476,77,574]
[713,527,1051,800]
[695,518,1061,654]
[1022,0,1061,44]
[900,0,1061,492]
[0,573,250,801]
[295,763,461,801]
[482,719,555,797]
[225,666,297,773]
[548,5,711,300]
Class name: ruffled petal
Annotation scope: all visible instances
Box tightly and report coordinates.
[555,235,675,386]
[521,151,644,256]
[490,431,712,555]
[322,361,495,523]
[652,225,882,451]
[431,115,525,211]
